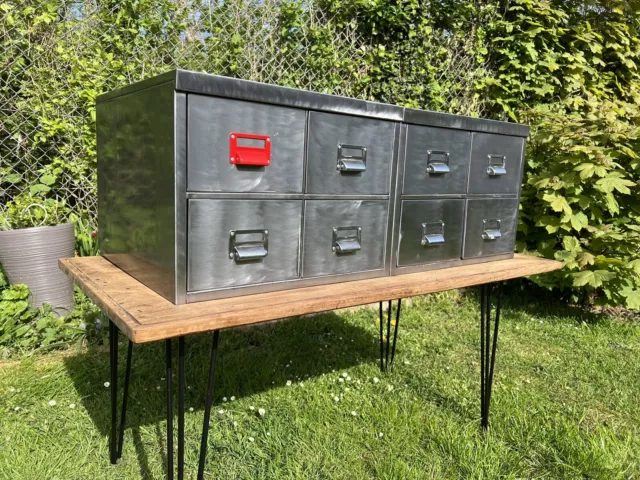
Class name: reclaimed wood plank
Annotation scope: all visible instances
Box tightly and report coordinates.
[59,254,562,343]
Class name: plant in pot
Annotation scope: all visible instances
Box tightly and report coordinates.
[0,193,76,315]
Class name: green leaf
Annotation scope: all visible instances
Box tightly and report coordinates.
[543,193,572,214]
[39,174,56,186]
[572,270,616,288]
[570,212,588,232]
[29,184,51,195]
[562,236,581,252]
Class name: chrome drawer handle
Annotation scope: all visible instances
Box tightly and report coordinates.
[482,219,502,241]
[229,229,268,261]
[421,221,445,246]
[426,150,450,174]
[486,154,506,176]
[332,226,361,253]
[337,144,367,172]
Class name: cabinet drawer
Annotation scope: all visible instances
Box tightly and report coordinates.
[468,133,524,195]
[403,126,470,195]
[187,199,302,291]
[187,95,305,193]
[302,200,388,278]
[396,199,465,267]
[462,198,519,259]
[306,112,395,194]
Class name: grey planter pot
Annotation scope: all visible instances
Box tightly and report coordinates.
[0,222,75,315]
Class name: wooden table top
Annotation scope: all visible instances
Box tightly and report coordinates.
[59,254,561,343]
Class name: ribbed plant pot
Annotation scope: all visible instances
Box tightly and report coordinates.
[0,222,75,315]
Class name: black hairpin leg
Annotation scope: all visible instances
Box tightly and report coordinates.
[198,330,220,480]
[166,339,174,480]
[178,337,185,480]
[117,339,133,459]
[480,282,502,430]
[379,299,402,372]
[109,320,118,465]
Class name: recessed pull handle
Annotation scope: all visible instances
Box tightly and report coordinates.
[332,226,361,253]
[337,144,367,172]
[482,219,502,241]
[486,154,506,176]
[426,150,450,174]
[229,229,268,261]
[421,221,445,246]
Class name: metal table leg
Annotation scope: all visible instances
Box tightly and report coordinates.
[109,320,118,465]
[178,337,185,480]
[117,340,133,459]
[379,299,402,372]
[198,330,220,480]
[480,282,502,430]
[166,339,174,480]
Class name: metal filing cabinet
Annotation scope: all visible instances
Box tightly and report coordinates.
[97,70,529,304]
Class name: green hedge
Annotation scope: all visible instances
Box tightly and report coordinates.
[1,0,638,308]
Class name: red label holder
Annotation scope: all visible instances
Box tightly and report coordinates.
[229,133,271,166]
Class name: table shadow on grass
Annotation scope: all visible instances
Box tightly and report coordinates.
[62,310,379,476]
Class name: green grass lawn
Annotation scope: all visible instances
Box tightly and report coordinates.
[1,287,639,479]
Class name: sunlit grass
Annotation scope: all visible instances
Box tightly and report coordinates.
[1,288,638,479]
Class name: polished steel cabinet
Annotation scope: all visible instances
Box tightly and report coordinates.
[462,198,519,259]
[396,199,465,267]
[402,126,470,195]
[187,199,302,291]
[97,70,528,304]
[302,200,388,277]
[188,95,306,193]
[306,112,396,195]
[468,133,524,195]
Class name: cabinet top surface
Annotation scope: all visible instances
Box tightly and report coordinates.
[60,254,561,344]
[96,69,529,136]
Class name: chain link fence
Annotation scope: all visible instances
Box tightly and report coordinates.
[1,0,493,226]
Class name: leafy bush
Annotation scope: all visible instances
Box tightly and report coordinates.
[486,0,640,308]
[0,281,103,358]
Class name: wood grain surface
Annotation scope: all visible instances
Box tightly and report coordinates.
[59,254,561,343]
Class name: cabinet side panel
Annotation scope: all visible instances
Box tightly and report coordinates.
[97,81,177,302]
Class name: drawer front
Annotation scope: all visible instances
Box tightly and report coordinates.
[396,199,465,267]
[403,126,471,195]
[302,200,388,277]
[468,133,524,195]
[462,198,519,258]
[187,199,302,291]
[306,112,395,195]
[187,95,305,193]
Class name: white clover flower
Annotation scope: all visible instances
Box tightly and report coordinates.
[218,409,224,415]
[333,396,340,402]
[373,377,380,384]
[300,382,304,387]
[104,382,110,388]
[223,397,227,402]
[258,408,265,416]
[526,379,531,384]
[156,386,161,390]
[346,376,351,381]
[248,437,255,443]
[14,406,20,412]
[48,400,57,407]
[351,411,357,416]
[230,396,236,401]
[338,378,344,383]
[189,407,194,412]
[8,387,15,393]
[249,406,255,411]
[266,432,271,436]
[286,380,292,386]
[69,403,76,409]
[404,360,411,365]
[233,421,238,427]
[342,372,348,378]
[387,385,394,392]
